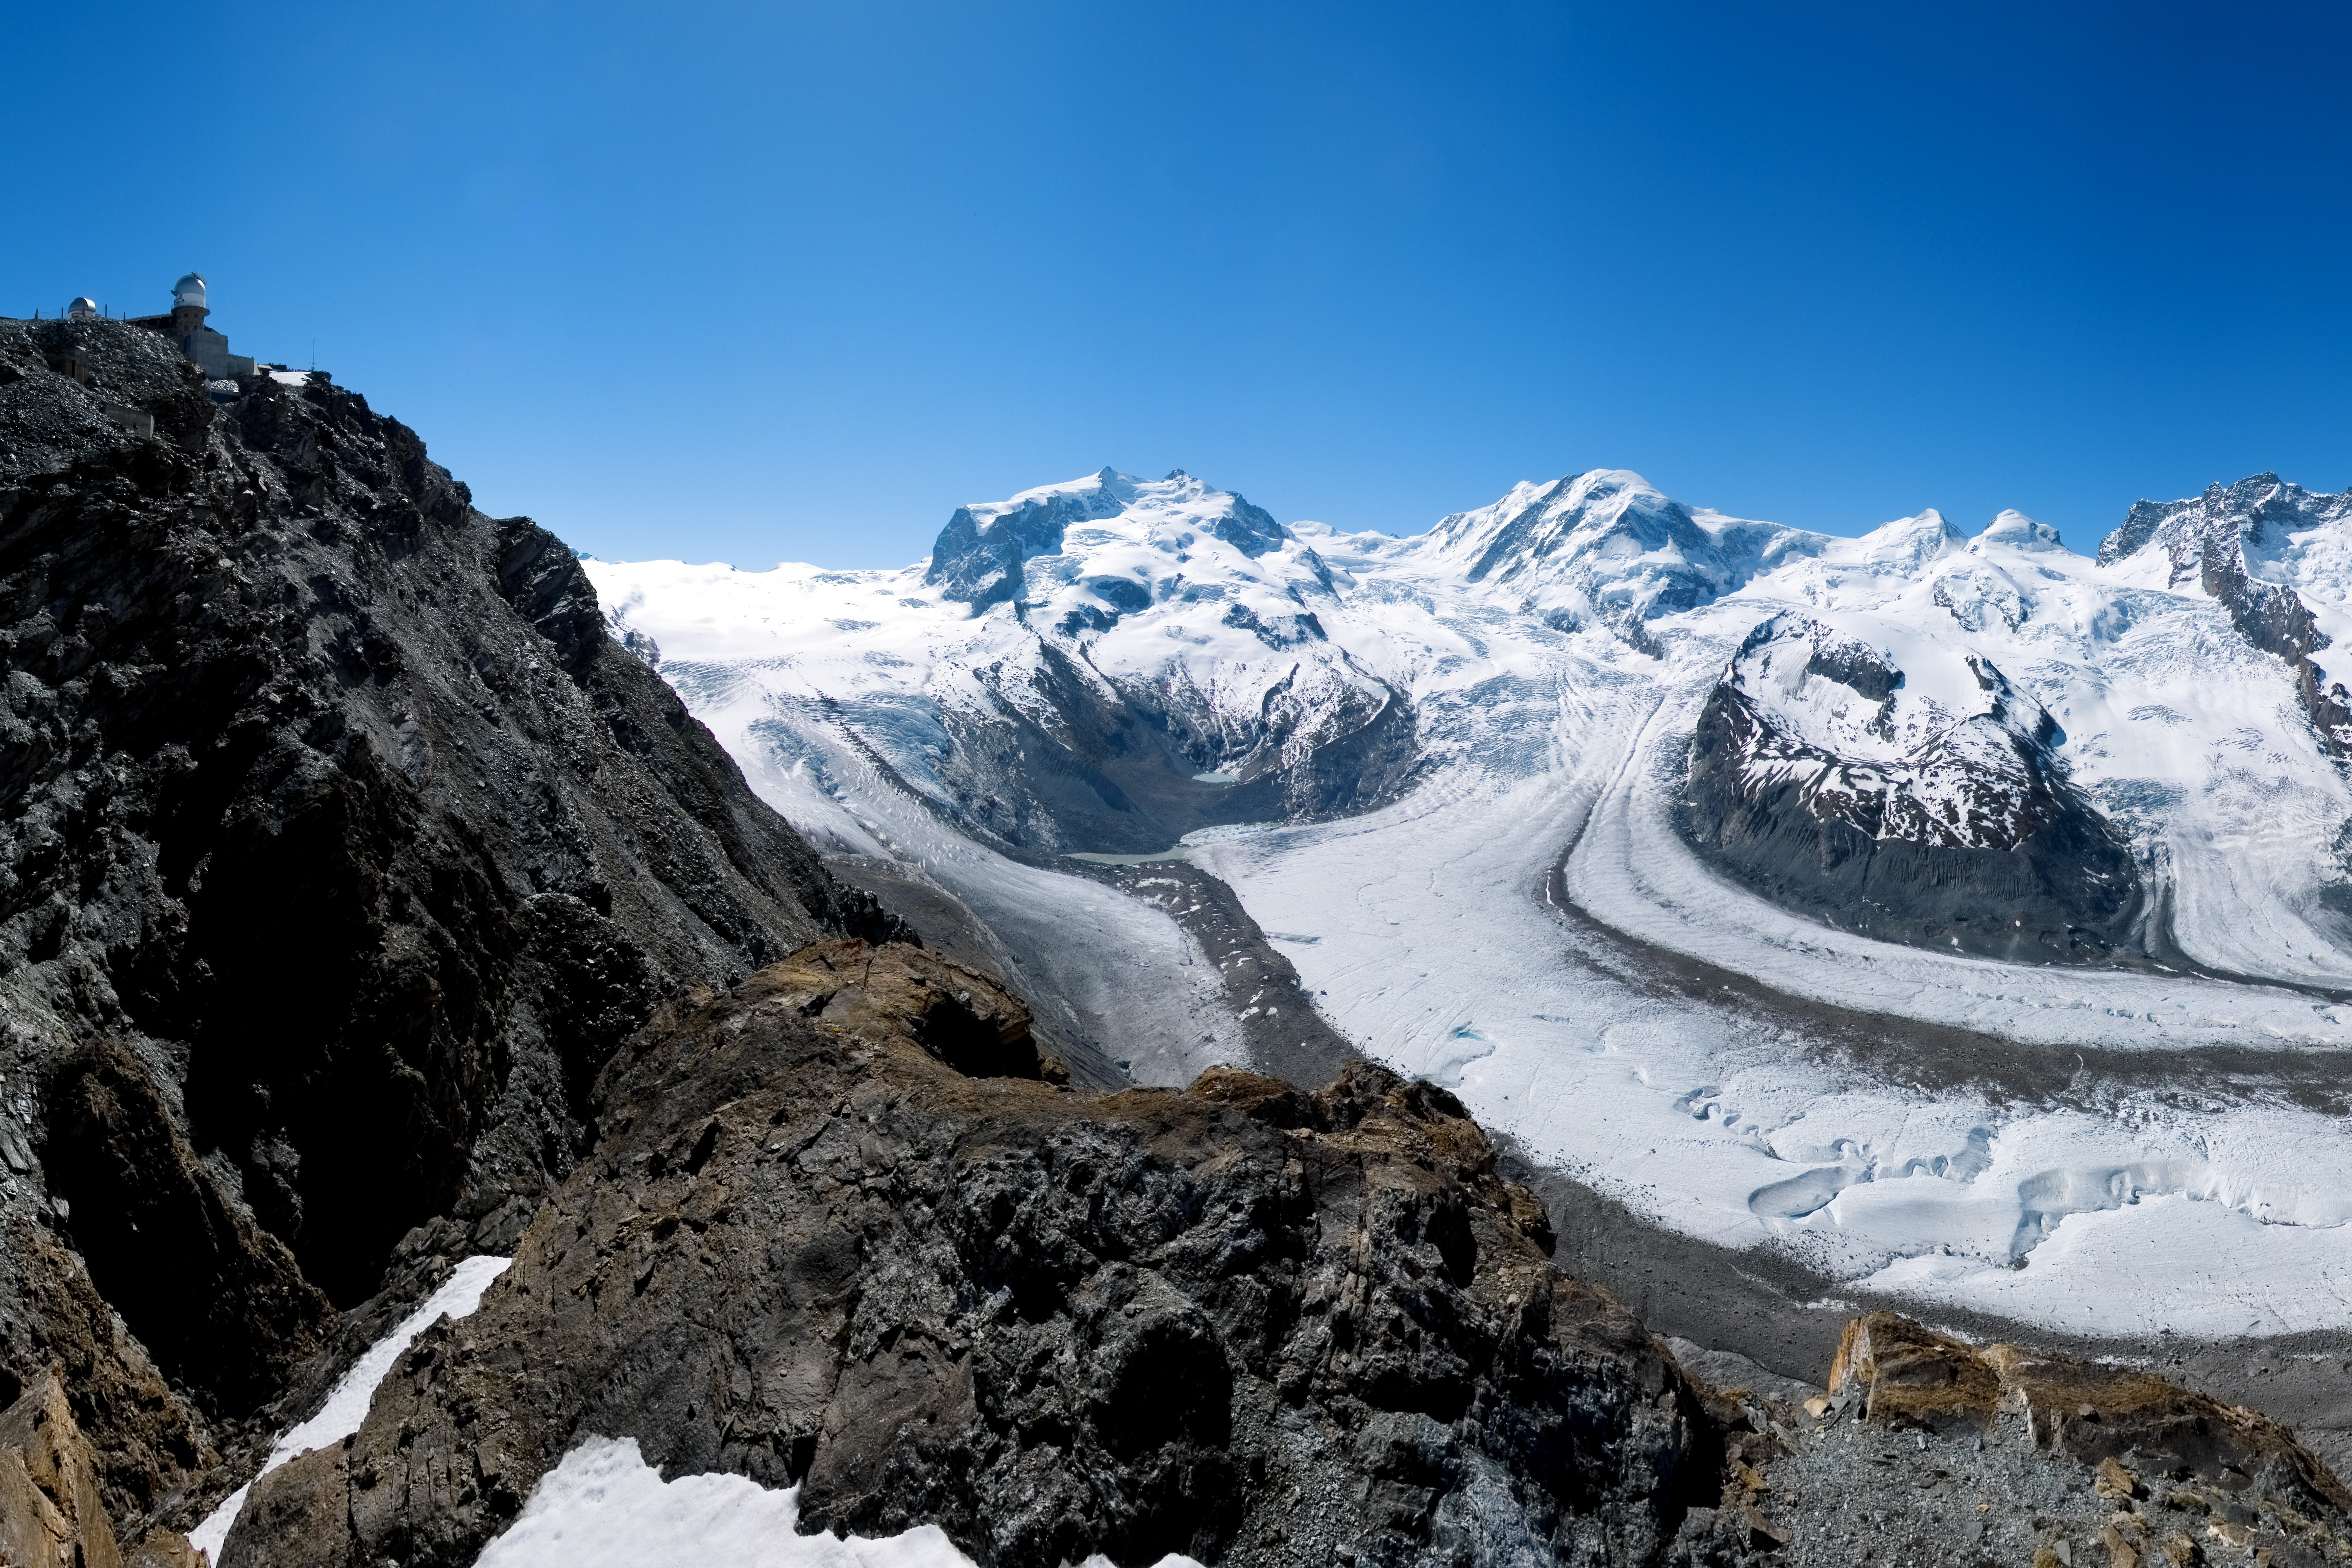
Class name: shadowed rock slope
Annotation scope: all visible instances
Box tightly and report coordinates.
[0,316,899,1529]
[224,939,1723,1568]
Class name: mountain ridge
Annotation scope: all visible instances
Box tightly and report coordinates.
[593,457,2352,1361]
[0,314,902,1528]
[12,317,2352,1566]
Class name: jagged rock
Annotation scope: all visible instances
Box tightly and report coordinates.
[0,1366,122,1568]
[1831,1311,2351,1516]
[223,942,1719,1568]
[1679,615,2143,961]
[123,1532,205,1568]
[2100,473,2352,754]
[0,317,903,1523]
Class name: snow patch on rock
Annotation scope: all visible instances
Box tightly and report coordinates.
[192,1255,513,1560]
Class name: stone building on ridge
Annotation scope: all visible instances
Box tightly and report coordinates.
[123,273,257,379]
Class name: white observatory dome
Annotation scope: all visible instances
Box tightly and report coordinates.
[172,272,208,309]
[65,298,98,320]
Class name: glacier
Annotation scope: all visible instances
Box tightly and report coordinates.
[587,466,2352,1340]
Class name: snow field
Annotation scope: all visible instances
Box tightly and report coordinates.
[1190,772,2352,1337]
[474,1437,1205,1568]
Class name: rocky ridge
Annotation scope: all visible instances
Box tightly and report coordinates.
[0,314,898,1535]
[214,939,2352,1568]
[223,939,1723,1568]
[1679,613,2145,961]
[2101,473,2352,756]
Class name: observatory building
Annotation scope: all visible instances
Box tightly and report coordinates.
[124,273,257,379]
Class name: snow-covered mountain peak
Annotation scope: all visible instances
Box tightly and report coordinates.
[1421,468,1682,582]
[1415,469,1798,632]
[1976,509,2067,553]
[925,467,1291,614]
[1848,508,1970,574]
[2094,473,2352,582]
[1724,614,2045,771]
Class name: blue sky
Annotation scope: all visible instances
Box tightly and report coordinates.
[12,2,2350,566]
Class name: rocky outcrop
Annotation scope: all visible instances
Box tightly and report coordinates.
[0,316,901,1523]
[222,939,1719,1568]
[2101,473,2352,756]
[1679,1312,2352,1566]
[1830,1312,2350,1514]
[1679,620,2143,961]
[0,1366,122,1568]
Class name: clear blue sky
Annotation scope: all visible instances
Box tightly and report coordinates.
[12,2,2350,566]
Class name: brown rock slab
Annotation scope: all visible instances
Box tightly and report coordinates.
[218,1448,349,1568]
[0,1365,123,1568]
[1831,1310,2352,1517]
[221,940,1723,1568]
[125,1530,207,1568]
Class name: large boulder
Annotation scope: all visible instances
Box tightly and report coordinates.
[223,940,1719,1568]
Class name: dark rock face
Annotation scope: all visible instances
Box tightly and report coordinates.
[2101,473,2352,755]
[0,316,899,1520]
[44,1038,331,1416]
[224,940,1719,1568]
[915,642,1420,856]
[1679,619,2142,962]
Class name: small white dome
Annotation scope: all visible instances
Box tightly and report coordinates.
[172,272,207,309]
[65,298,98,320]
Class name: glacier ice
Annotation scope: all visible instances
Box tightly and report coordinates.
[588,465,2352,1338]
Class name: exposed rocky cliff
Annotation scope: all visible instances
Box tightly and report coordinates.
[0,315,899,1530]
[1679,615,2144,961]
[222,939,1722,1568]
[2101,473,2352,756]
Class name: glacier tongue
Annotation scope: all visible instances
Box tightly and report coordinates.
[590,466,2352,1339]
